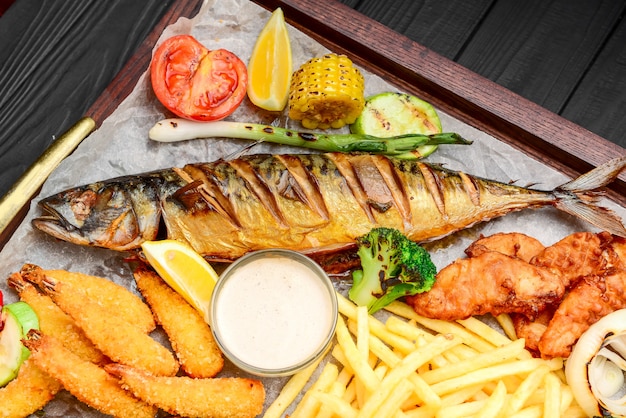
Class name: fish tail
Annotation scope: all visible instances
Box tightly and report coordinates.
[559,156,626,192]
[554,156,626,237]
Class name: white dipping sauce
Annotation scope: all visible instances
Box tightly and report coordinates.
[212,251,336,374]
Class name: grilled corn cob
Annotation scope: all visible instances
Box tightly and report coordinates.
[288,53,365,129]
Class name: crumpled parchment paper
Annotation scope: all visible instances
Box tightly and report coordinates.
[1,0,625,416]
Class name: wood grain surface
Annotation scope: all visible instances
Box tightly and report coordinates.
[0,0,176,198]
[340,0,626,149]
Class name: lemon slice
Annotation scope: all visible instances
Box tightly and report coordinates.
[141,240,218,322]
[247,7,292,111]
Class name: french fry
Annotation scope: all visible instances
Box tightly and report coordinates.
[420,338,526,384]
[402,406,439,418]
[385,301,495,353]
[337,293,416,354]
[343,378,357,405]
[509,404,543,418]
[316,368,353,418]
[355,306,371,408]
[543,372,561,418]
[495,313,518,340]
[439,383,486,407]
[475,380,507,418]
[385,315,434,342]
[409,374,443,410]
[559,385,575,415]
[291,362,338,418]
[332,344,352,373]
[457,316,511,345]
[366,332,442,409]
[310,392,358,418]
[505,365,552,414]
[430,358,549,396]
[356,306,370,358]
[375,378,414,418]
[263,350,327,418]
[335,316,380,392]
[385,316,454,368]
[435,399,486,418]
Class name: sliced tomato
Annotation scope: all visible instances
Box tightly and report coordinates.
[150,35,248,121]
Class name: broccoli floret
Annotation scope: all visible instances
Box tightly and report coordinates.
[348,227,437,314]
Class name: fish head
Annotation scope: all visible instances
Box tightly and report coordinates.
[32,180,161,251]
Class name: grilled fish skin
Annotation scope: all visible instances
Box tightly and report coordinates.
[32,153,626,261]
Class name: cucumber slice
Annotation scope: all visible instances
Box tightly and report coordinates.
[0,302,39,386]
[350,92,442,158]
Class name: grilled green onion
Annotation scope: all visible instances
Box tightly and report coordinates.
[149,118,471,159]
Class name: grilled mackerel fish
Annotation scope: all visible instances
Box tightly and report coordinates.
[32,153,626,261]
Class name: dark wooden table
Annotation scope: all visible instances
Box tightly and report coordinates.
[1,0,625,248]
[339,0,626,150]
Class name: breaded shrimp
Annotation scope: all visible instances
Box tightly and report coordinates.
[0,359,62,418]
[19,263,155,333]
[39,275,179,377]
[23,331,157,418]
[105,363,265,418]
[7,272,107,365]
[133,266,224,378]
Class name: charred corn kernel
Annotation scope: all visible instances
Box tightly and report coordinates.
[288,53,365,129]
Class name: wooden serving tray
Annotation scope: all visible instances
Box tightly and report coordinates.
[2,0,625,248]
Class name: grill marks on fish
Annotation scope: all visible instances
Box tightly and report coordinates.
[173,166,240,228]
[328,153,377,223]
[460,171,481,207]
[275,155,329,221]
[231,159,288,228]
[176,155,485,237]
[418,162,446,218]
[369,155,411,227]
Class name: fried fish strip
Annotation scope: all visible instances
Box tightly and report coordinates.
[0,359,61,418]
[39,275,179,376]
[23,331,157,418]
[464,232,545,262]
[530,231,609,287]
[133,266,224,378]
[406,251,565,320]
[539,269,626,358]
[105,363,265,418]
[20,264,155,333]
[7,272,107,365]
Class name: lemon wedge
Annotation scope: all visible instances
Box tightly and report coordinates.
[247,7,292,111]
[141,240,218,322]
